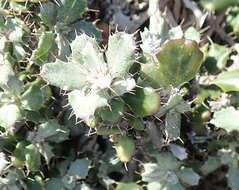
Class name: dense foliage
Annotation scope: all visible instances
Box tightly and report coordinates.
[0,0,238,190]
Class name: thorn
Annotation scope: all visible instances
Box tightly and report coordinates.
[40,82,50,90]
[124,162,128,171]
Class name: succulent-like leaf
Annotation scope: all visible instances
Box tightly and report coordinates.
[37,143,54,164]
[141,39,203,88]
[100,99,124,123]
[31,31,55,66]
[165,111,181,141]
[200,156,221,175]
[70,33,106,71]
[0,103,22,131]
[39,2,57,26]
[116,183,142,190]
[212,69,239,92]
[21,81,51,111]
[128,117,145,130]
[0,54,23,95]
[124,87,161,117]
[115,136,135,162]
[25,144,41,171]
[57,0,87,23]
[177,167,200,186]
[227,167,239,190]
[68,90,108,120]
[205,43,231,71]
[184,27,200,43]
[106,32,136,77]
[67,159,91,179]
[34,119,69,142]
[40,60,87,90]
[227,8,239,35]
[46,178,65,190]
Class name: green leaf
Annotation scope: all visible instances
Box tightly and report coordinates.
[142,163,170,183]
[21,81,51,111]
[141,39,203,88]
[165,111,181,141]
[156,152,180,171]
[62,175,76,189]
[0,103,22,131]
[34,119,69,143]
[213,69,239,92]
[0,54,23,95]
[39,2,57,26]
[30,31,55,66]
[67,159,91,179]
[37,143,54,164]
[57,0,87,23]
[128,117,145,130]
[227,8,239,35]
[40,60,87,90]
[71,21,101,40]
[115,136,135,162]
[206,43,231,70]
[227,167,239,190]
[46,178,65,190]
[168,26,183,40]
[116,183,142,190]
[55,31,71,61]
[12,141,28,167]
[25,144,41,171]
[210,107,239,132]
[200,156,221,175]
[177,167,200,186]
[106,32,136,77]
[124,87,161,117]
[100,99,124,122]
[184,27,200,43]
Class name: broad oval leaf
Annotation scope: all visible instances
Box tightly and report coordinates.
[124,87,161,117]
[141,39,203,88]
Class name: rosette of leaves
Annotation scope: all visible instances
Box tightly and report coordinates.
[35,0,101,63]
[41,32,137,123]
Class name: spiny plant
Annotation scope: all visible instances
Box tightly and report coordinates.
[40,24,204,168]
[40,32,137,122]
